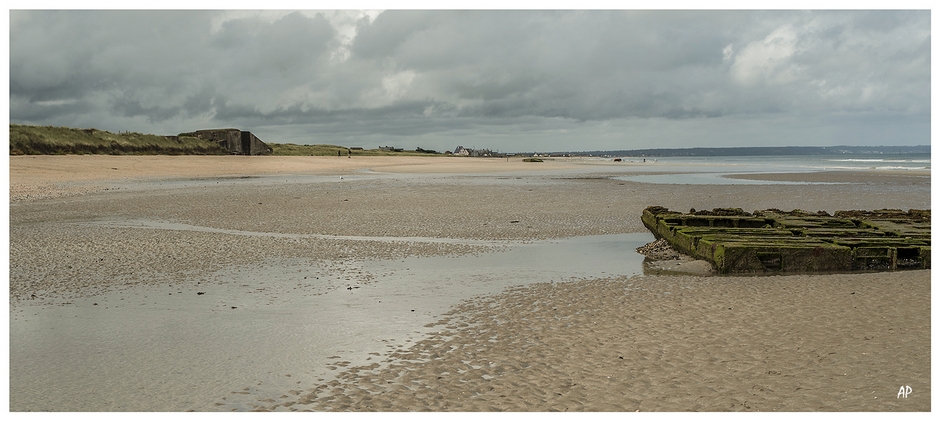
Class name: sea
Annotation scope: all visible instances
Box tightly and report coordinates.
[605,153,930,185]
[610,153,929,171]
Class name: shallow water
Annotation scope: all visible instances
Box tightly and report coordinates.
[9,232,653,411]
[612,172,826,185]
[78,217,501,245]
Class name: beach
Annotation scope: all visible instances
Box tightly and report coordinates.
[7,155,931,411]
[291,272,930,411]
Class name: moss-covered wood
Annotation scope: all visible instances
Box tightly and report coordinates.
[641,206,930,274]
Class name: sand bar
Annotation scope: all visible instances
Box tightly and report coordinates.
[724,170,930,184]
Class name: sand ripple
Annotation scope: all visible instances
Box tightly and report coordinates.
[270,271,930,411]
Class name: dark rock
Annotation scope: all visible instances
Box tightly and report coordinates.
[635,238,682,261]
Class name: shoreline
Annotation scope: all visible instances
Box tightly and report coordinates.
[724,170,930,183]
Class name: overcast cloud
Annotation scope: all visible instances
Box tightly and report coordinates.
[8,10,931,152]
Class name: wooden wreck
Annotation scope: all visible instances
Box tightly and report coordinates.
[641,206,930,274]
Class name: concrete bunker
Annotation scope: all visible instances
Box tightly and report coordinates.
[185,128,272,155]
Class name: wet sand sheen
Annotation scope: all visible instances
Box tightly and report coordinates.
[10,233,653,411]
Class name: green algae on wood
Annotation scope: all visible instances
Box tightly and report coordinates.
[641,206,931,274]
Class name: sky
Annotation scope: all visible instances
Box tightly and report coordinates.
[6,7,933,153]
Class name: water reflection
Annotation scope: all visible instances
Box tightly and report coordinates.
[11,232,656,411]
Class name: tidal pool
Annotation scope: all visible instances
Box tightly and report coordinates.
[10,232,653,411]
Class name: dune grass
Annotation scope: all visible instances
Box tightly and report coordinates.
[9,124,447,156]
[9,124,227,155]
[270,143,443,156]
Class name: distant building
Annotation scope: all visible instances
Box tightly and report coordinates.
[190,128,271,155]
[453,146,497,157]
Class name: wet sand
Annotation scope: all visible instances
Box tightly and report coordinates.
[281,271,930,411]
[7,155,932,411]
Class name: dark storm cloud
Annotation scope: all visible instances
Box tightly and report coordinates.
[8,10,930,151]
[210,12,336,79]
[11,11,211,99]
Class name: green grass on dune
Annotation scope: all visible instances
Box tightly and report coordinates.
[269,143,443,156]
[9,124,448,156]
[9,124,227,155]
